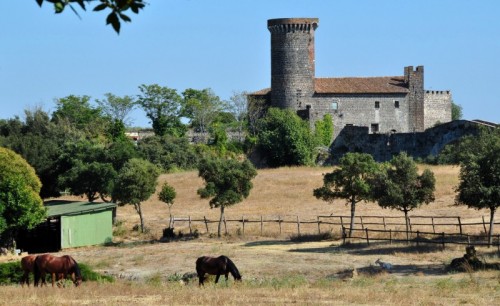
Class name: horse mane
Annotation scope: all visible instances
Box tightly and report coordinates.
[222,256,241,280]
[66,255,82,279]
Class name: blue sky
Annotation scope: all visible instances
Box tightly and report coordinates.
[1,0,499,127]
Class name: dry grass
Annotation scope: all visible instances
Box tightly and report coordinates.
[2,165,499,305]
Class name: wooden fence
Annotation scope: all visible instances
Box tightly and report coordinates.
[342,227,500,251]
[169,214,499,245]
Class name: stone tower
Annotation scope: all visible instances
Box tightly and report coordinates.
[405,66,425,132]
[268,18,319,110]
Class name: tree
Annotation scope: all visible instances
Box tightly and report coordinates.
[96,93,136,126]
[137,84,187,137]
[137,135,200,171]
[158,182,176,228]
[0,148,46,247]
[227,91,249,141]
[246,96,267,137]
[314,114,334,147]
[197,157,257,237]
[451,101,463,121]
[313,153,378,237]
[372,153,436,240]
[182,88,224,134]
[455,127,500,246]
[112,158,160,233]
[257,107,317,167]
[35,0,146,34]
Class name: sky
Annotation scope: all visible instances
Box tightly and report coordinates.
[1,0,499,127]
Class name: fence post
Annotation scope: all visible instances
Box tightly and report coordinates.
[360,216,365,229]
[457,217,463,235]
[340,216,344,233]
[188,216,192,234]
[441,232,445,250]
[260,215,263,236]
[278,215,282,235]
[365,228,370,245]
[342,226,346,245]
[431,217,435,234]
[223,216,227,235]
[242,215,245,236]
[297,216,301,236]
[383,217,387,231]
[482,216,488,234]
[416,230,420,247]
[204,216,209,234]
[317,216,321,234]
[389,229,392,245]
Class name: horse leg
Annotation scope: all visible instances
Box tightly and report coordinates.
[215,273,220,283]
[198,273,205,286]
[51,272,56,287]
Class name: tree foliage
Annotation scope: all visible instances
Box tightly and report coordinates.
[455,127,500,245]
[451,101,463,121]
[137,84,187,137]
[372,152,436,237]
[197,157,257,237]
[257,107,317,167]
[35,0,146,34]
[137,135,200,171]
[0,148,46,247]
[314,114,334,146]
[313,153,378,237]
[113,158,159,233]
[182,88,224,134]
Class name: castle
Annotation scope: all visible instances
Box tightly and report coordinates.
[251,18,452,140]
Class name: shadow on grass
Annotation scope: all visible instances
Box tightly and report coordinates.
[244,240,296,247]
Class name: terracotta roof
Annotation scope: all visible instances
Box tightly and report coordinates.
[250,76,409,96]
[315,76,408,94]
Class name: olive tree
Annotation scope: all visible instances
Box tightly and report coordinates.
[112,158,160,233]
[455,127,500,246]
[371,152,435,240]
[197,157,257,237]
[158,182,176,228]
[313,152,378,237]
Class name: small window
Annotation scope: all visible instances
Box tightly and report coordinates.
[331,101,338,110]
[345,124,353,127]
[371,123,379,133]
[375,101,380,109]
[394,100,400,108]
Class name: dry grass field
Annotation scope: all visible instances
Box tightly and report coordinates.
[1,165,499,305]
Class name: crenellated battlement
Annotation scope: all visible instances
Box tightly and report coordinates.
[268,18,318,33]
[425,90,451,95]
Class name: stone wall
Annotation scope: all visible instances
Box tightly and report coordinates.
[330,120,481,163]
[424,90,452,129]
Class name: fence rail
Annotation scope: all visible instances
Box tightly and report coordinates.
[168,214,499,248]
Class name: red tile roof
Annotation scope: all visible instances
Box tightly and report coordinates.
[251,76,409,95]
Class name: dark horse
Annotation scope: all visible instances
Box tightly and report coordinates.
[195,255,241,286]
[34,254,82,287]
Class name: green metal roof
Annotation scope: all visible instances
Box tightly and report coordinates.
[45,200,117,217]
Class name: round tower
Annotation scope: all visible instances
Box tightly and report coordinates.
[268,18,319,110]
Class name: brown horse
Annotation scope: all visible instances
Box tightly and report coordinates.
[34,254,82,287]
[20,255,37,287]
[195,255,241,286]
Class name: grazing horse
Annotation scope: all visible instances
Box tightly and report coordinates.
[20,255,37,287]
[195,255,241,286]
[34,254,82,287]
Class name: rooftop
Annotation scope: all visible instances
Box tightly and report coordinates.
[45,200,116,217]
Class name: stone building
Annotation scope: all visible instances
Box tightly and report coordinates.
[251,18,452,140]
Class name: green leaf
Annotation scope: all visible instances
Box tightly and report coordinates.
[54,2,65,14]
[93,3,108,12]
[119,13,131,22]
[75,0,86,10]
[36,0,44,7]
[106,12,121,33]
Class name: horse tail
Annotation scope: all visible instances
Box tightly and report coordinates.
[33,256,41,286]
[224,256,241,280]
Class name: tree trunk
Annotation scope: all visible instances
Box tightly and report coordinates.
[349,197,356,238]
[218,206,225,238]
[404,209,410,242]
[488,207,496,247]
[134,202,145,233]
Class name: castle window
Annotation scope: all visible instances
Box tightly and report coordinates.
[371,123,379,133]
[375,101,380,109]
[394,100,400,108]
[331,101,338,110]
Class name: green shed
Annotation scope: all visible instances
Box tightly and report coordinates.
[17,200,117,253]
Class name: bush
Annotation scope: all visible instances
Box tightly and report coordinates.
[0,261,22,285]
